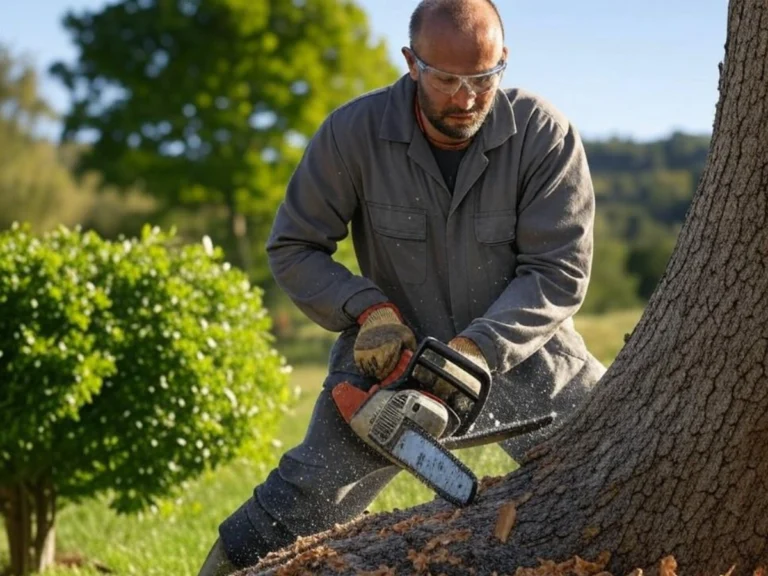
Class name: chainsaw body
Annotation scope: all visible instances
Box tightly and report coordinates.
[348,387,458,447]
[332,337,554,506]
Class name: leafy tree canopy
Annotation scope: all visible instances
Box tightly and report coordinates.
[51,0,400,277]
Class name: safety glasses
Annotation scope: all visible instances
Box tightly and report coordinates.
[407,48,507,97]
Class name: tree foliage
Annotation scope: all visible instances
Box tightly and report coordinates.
[0,44,159,240]
[581,214,641,314]
[0,46,53,135]
[0,224,290,572]
[0,46,94,233]
[579,133,710,312]
[51,0,399,278]
[0,223,290,507]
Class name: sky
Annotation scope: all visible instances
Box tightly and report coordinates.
[0,0,728,141]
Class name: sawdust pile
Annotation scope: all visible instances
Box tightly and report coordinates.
[240,478,765,576]
[255,547,762,576]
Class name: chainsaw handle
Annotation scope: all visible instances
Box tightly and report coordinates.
[411,337,490,395]
[397,337,490,435]
[382,338,489,398]
[413,351,480,402]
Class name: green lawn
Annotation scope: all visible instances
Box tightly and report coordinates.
[0,309,643,575]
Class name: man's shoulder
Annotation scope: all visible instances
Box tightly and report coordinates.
[503,87,572,139]
[328,84,392,130]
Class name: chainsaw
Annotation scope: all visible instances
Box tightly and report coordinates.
[332,337,554,507]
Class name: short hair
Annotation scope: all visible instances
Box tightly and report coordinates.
[409,0,505,50]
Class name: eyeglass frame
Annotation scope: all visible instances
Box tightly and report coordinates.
[406,47,507,97]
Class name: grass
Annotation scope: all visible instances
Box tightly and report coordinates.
[574,308,643,366]
[0,309,643,575]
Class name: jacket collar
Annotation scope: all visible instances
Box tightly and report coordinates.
[378,74,517,151]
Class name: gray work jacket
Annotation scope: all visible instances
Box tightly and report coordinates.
[267,74,605,435]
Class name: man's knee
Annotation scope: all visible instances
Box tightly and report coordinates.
[214,383,395,569]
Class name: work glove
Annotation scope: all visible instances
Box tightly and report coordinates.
[353,303,417,380]
[420,336,490,420]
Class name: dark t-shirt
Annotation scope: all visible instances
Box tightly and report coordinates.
[429,143,468,194]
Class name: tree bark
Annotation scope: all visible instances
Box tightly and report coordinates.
[4,483,32,576]
[244,0,768,574]
[2,480,57,576]
[32,480,56,571]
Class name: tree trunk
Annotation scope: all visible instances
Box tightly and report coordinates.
[32,480,56,571]
[2,480,57,576]
[226,192,253,276]
[245,0,768,574]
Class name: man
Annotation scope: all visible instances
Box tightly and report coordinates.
[199,0,605,573]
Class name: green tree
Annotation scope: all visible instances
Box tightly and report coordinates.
[0,224,290,575]
[0,47,52,135]
[52,0,399,283]
[0,44,158,237]
[640,169,694,224]
[0,46,91,232]
[627,232,678,300]
[581,214,641,314]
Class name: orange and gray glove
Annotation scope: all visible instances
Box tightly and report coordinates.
[353,303,417,380]
[422,336,490,419]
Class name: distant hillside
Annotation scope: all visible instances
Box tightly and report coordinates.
[580,132,711,312]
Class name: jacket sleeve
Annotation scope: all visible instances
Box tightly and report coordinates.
[266,113,388,331]
[459,119,594,374]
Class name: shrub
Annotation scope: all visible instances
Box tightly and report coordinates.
[0,223,290,573]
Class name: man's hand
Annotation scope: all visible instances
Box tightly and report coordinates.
[422,337,490,420]
[353,303,417,380]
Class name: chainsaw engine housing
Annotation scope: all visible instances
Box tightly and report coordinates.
[349,388,459,449]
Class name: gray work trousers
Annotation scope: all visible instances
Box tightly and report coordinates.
[217,352,605,569]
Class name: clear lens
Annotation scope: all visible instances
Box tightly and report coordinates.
[468,72,499,92]
[422,65,504,96]
[428,70,463,94]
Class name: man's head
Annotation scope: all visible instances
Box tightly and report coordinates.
[403,0,507,141]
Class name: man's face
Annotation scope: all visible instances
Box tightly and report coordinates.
[405,21,507,140]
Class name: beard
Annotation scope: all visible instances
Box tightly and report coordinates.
[417,83,492,140]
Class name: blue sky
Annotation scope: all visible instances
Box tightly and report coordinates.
[0,0,727,141]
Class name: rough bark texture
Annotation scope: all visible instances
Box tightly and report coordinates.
[245,0,768,574]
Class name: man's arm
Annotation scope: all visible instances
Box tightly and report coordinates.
[460,118,594,374]
[266,114,388,331]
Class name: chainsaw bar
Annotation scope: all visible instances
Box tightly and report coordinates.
[373,419,478,507]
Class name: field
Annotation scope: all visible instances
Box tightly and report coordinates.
[0,309,643,575]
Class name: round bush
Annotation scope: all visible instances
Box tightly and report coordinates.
[0,223,291,512]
